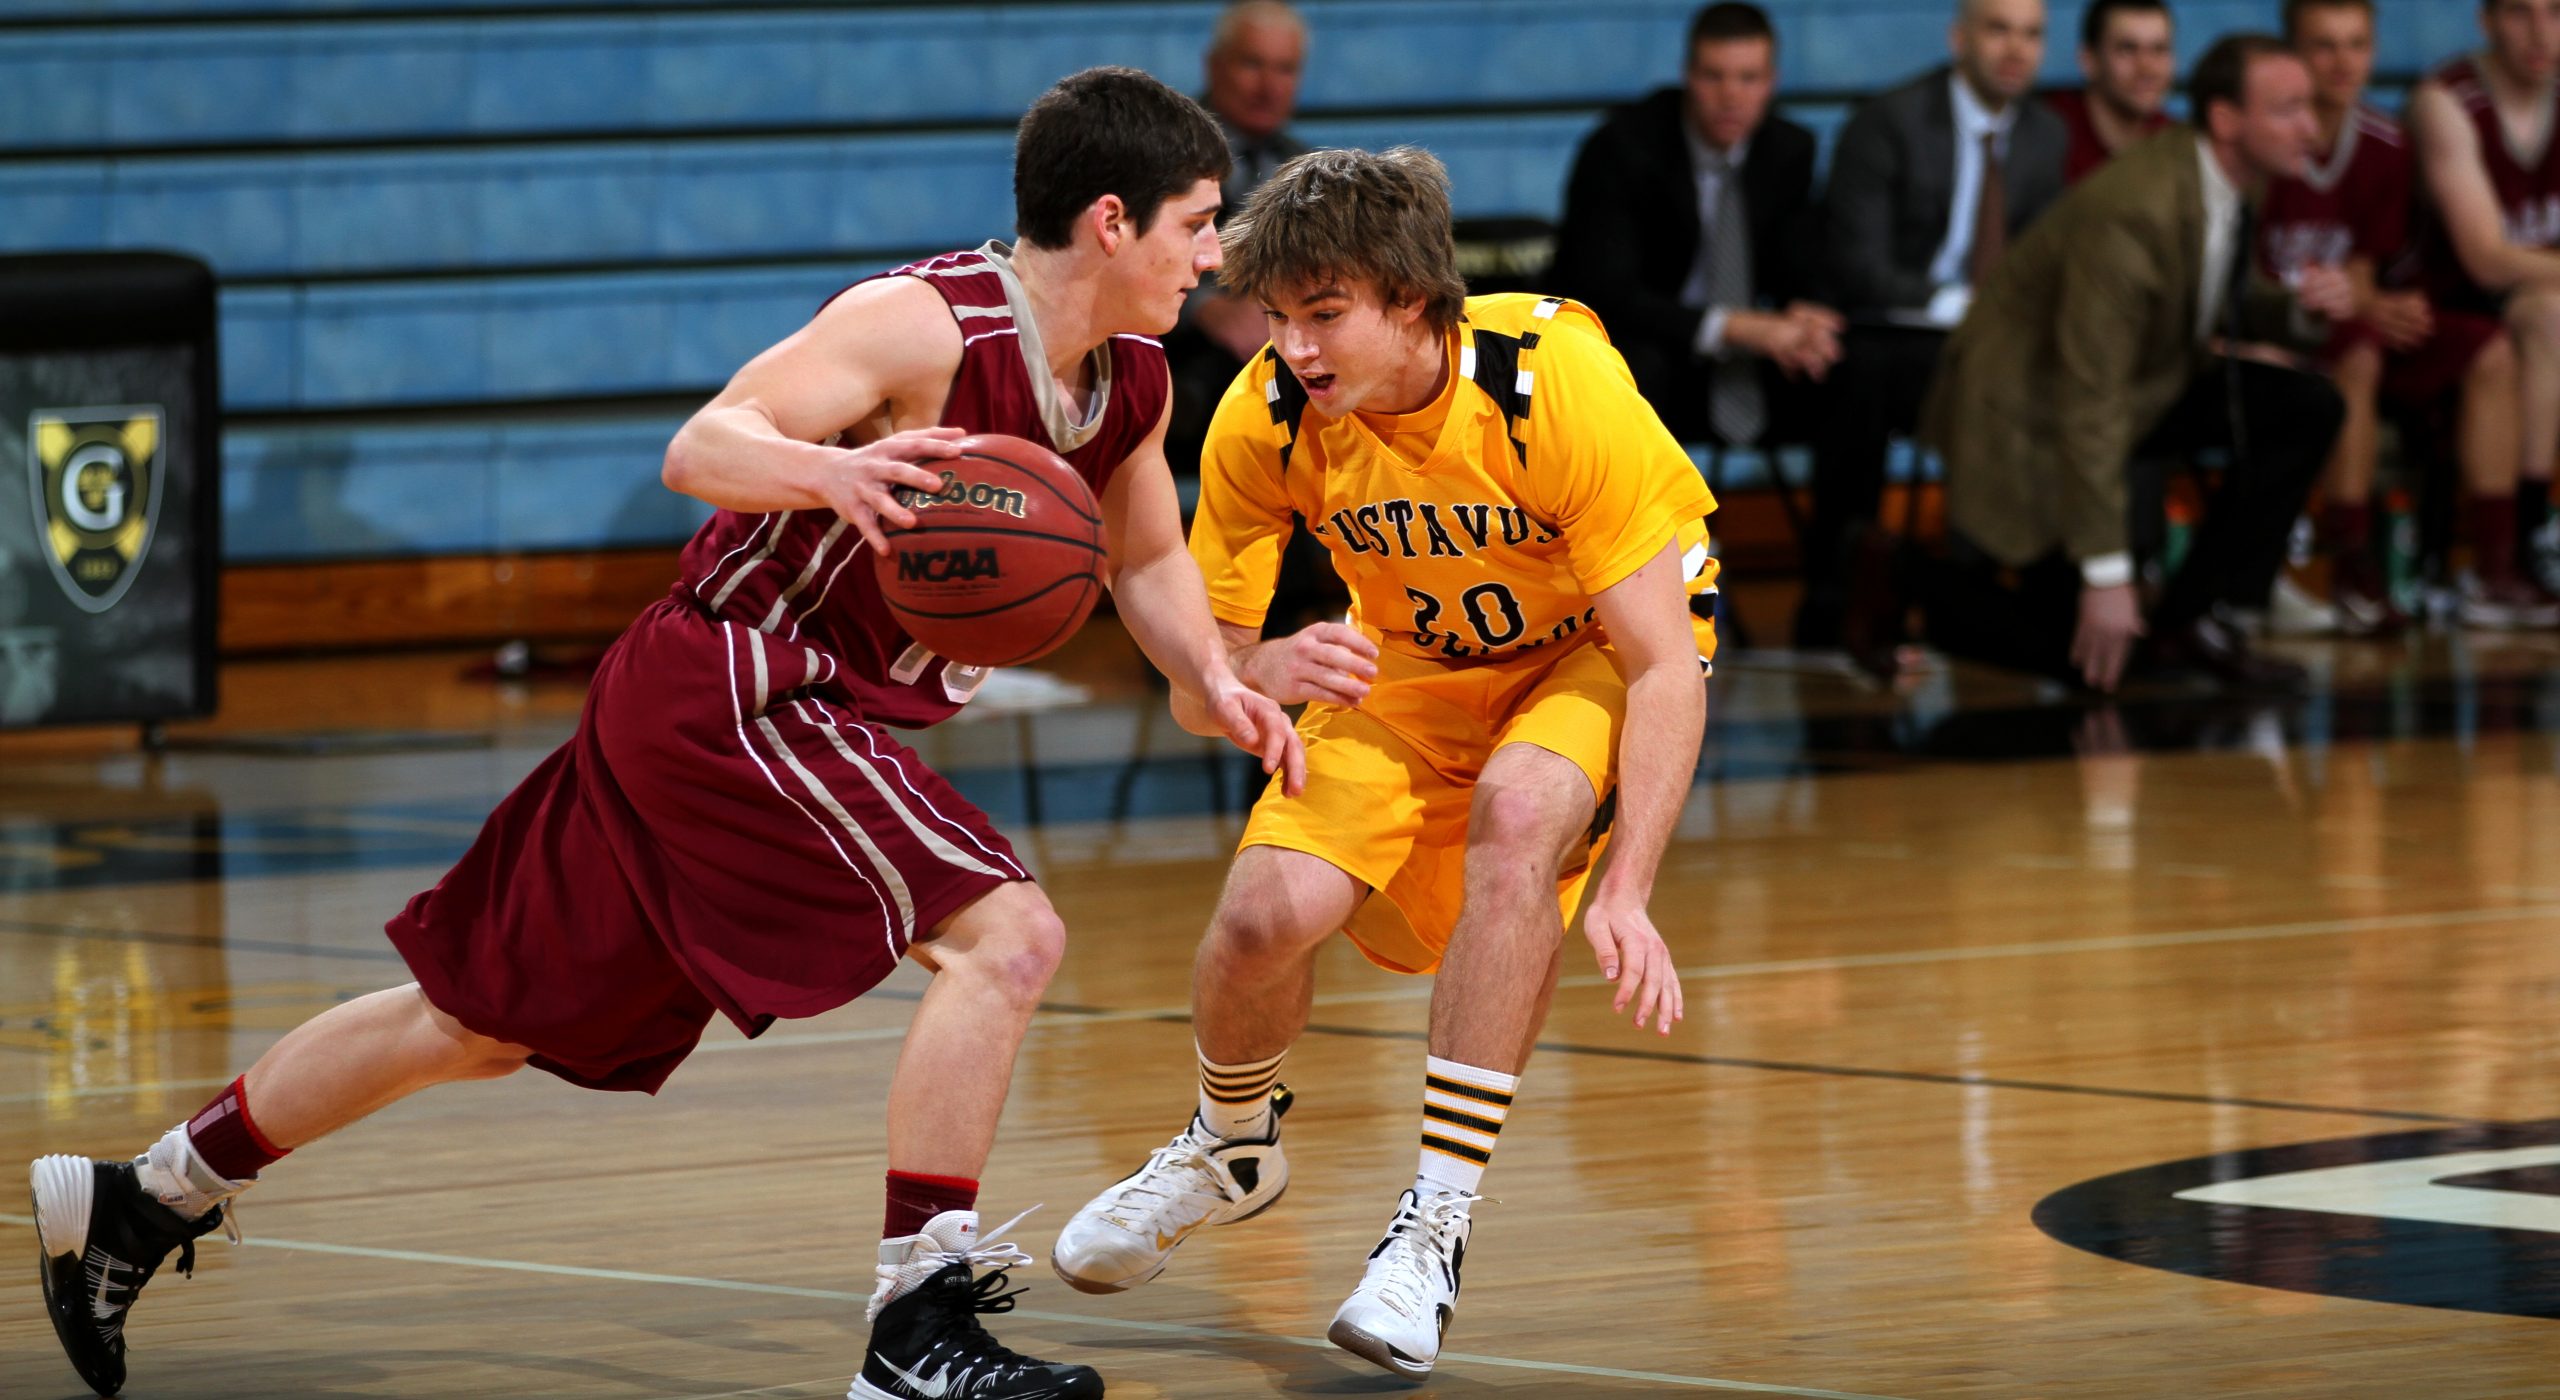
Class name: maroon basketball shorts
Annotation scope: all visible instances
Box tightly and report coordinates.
[385,598,1029,1092]
[2385,309,2505,404]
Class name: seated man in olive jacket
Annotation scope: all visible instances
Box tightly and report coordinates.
[1909,34,2355,691]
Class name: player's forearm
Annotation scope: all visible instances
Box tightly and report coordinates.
[2459,237,2560,295]
[1114,549,1242,732]
[662,403,837,512]
[1595,662,1705,901]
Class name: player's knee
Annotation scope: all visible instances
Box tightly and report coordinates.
[433,1015,532,1079]
[983,903,1068,1005]
[1207,893,1325,970]
[1469,784,1580,880]
[2469,331,2518,388]
[2507,288,2560,349]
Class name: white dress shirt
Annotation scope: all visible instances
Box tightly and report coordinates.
[1680,120,1751,357]
[2195,136,2244,341]
[1917,73,2019,327]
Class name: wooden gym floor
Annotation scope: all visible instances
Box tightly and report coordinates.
[6,622,2560,1398]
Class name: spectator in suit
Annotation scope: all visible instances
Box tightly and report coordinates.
[1797,0,2063,645]
[1911,35,2356,691]
[1164,1,1312,479]
[2047,0,2178,183]
[1551,1,1842,455]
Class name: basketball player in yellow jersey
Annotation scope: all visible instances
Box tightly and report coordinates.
[1053,146,1716,1378]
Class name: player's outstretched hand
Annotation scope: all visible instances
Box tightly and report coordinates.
[818,426,969,551]
[1238,622,1380,707]
[1206,674,1307,796]
[1582,896,1684,1036]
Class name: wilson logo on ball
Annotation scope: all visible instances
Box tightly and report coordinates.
[892,471,1029,519]
[896,547,1003,583]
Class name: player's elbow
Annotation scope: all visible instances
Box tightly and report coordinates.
[2461,241,2526,295]
[661,423,707,496]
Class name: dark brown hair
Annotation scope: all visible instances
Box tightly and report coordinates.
[1014,67,1230,251]
[2282,0,2371,41]
[2191,32,2295,125]
[2082,0,2170,51]
[1689,1,1777,52]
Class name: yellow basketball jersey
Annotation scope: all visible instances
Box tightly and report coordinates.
[1192,294,1719,665]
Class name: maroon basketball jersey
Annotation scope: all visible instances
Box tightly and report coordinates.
[2425,55,2560,301]
[2259,106,2412,280]
[672,242,1168,728]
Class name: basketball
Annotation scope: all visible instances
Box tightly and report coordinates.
[871,433,1106,667]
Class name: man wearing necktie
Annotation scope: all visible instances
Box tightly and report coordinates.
[1551,3,1843,458]
[1911,35,2358,692]
[1802,0,2066,647]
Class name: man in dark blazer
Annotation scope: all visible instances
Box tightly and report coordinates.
[1798,0,2066,645]
[1551,1,1842,451]
[1912,35,2356,691]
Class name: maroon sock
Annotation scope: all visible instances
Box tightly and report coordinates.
[884,1170,979,1240]
[2324,499,2373,554]
[185,1077,287,1182]
[2470,493,2520,583]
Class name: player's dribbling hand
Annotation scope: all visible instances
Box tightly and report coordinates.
[1582,895,1684,1036]
[819,426,969,551]
[1205,674,1307,796]
[1237,622,1380,707]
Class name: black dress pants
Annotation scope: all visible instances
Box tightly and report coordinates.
[1920,358,2343,681]
[1802,324,1949,645]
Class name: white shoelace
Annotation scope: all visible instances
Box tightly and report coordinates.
[1103,1129,1240,1227]
[1370,1191,1483,1320]
[867,1205,1040,1320]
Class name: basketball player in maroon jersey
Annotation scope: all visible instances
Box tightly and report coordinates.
[2271,0,2540,629]
[28,67,1301,1400]
[2413,0,2560,608]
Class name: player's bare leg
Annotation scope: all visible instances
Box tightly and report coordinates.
[887,880,1067,1178]
[1428,742,1597,1073]
[2502,285,2560,595]
[2442,331,2554,626]
[2320,342,2401,632]
[1192,845,1367,1065]
[1053,846,1359,1293]
[32,983,529,1395]
[248,984,535,1145]
[861,878,1100,1400]
[1331,740,1594,1379]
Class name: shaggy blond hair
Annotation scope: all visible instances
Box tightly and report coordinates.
[1219,147,1468,332]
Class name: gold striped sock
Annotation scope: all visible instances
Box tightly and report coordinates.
[1197,1044,1285,1140]
[1417,1055,1518,1194]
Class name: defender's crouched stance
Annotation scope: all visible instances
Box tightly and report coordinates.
[1052,147,1715,1378]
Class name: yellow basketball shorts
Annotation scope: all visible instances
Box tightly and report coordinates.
[1238,638,1625,976]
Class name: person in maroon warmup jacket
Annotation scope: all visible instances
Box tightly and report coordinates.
[28,67,1302,1400]
[2266,0,2538,631]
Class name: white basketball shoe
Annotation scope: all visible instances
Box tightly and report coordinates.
[1327,1186,1480,1379]
[1050,1087,1291,1294]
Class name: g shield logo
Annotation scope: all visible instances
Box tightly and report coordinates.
[29,407,162,614]
[2035,1120,2560,1319]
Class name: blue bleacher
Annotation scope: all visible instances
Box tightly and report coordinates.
[0,0,2480,562]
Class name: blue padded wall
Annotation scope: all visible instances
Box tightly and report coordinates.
[0,0,2479,561]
